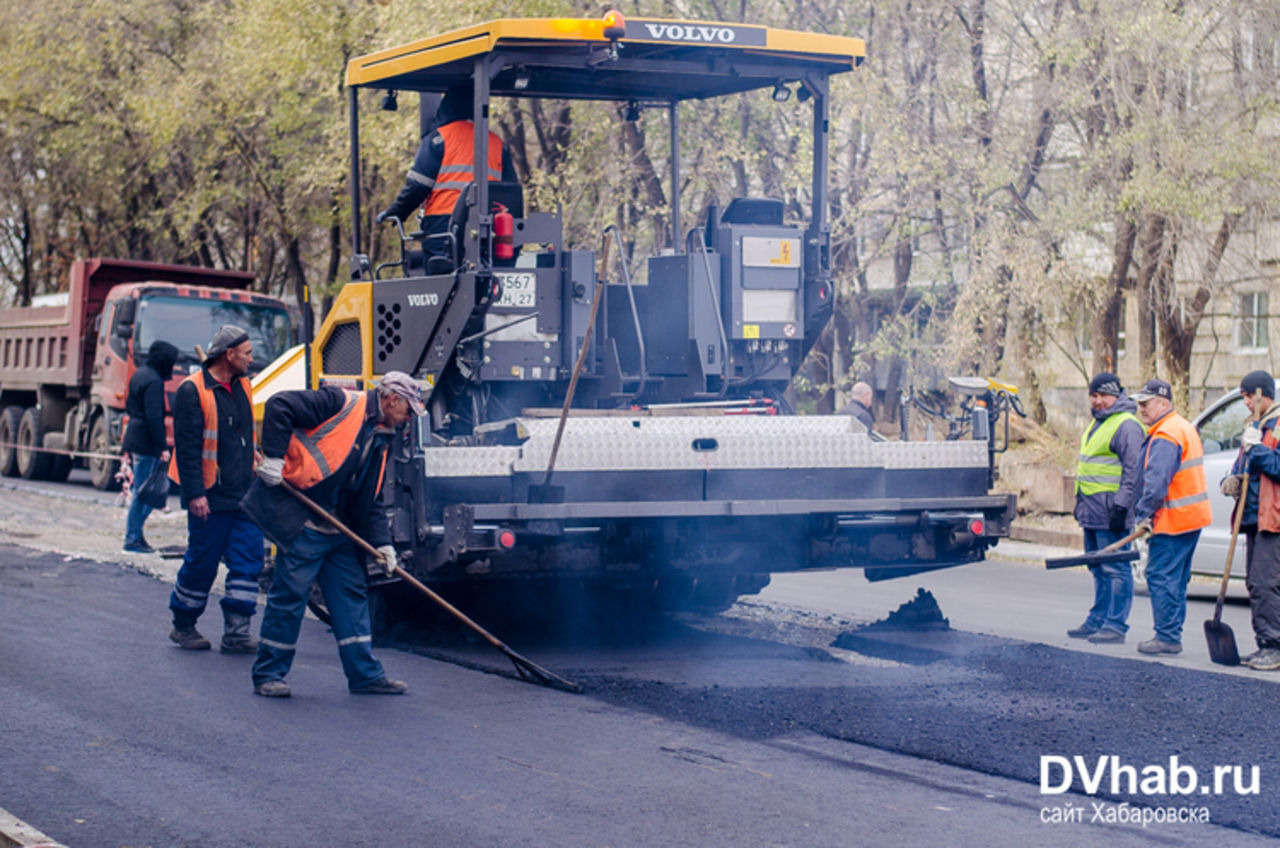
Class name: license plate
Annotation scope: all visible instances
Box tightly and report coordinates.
[494,272,536,308]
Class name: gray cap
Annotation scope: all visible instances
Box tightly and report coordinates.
[204,325,250,364]
[1131,378,1172,403]
[378,371,427,417]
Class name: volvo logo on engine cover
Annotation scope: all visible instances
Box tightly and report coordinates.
[407,293,440,307]
[628,20,766,46]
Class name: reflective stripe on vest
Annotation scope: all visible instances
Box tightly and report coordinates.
[1075,410,1142,495]
[1145,411,1212,534]
[168,371,253,488]
[422,121,505,217]
[283,390,366,490]
[280,390,389,495]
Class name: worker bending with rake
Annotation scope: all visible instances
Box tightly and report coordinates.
[244,372,425,698]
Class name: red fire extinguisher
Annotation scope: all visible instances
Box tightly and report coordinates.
[492,203,514,261]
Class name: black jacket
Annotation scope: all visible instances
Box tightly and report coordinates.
[838,399,875,433]
[241,387,394,549]
[121,341,178,457]
[172,366,255,511]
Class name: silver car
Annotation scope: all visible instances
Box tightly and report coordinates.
[1135,389,1249,587]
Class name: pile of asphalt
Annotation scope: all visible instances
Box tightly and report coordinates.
[581,630,1279,838]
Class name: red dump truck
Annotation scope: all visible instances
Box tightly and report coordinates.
[0,258,292,489]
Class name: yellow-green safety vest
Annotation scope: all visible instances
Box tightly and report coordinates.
[1075,411,1143,496]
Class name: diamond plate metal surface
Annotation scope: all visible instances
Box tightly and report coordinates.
[423,415,988,477]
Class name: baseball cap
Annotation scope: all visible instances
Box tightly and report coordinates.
[1130,378,1172,402]
[204,325,250,364]
[379,371,427,417]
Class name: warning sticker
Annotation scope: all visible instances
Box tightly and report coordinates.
[742,237,801,268]
[743,324,760,339]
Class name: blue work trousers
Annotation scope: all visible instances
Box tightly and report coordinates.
[252,526,385,690]
[1144,530,1201,644]
[124,454,161,548]
[1083,528,1134,635]
[169,510,265,627]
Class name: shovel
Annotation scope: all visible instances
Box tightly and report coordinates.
[280,481,581,693]
[1204,483,1246,666]
[1045,525,1148,570]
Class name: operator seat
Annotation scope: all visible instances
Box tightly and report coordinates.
[720,197,783,225]
[422,181,524,275]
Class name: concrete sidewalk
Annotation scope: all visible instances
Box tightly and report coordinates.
[0,807,66,848]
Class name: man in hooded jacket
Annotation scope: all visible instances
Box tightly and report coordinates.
[122,339,179,553]
[1067,372,1146,644]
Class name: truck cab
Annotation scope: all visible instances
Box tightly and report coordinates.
[0,259,291,488]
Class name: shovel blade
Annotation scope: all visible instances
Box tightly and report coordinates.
[1045,549,1140,570]
[1204,619,1240,666]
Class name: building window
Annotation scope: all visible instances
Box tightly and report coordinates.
[1236,291,1270,354]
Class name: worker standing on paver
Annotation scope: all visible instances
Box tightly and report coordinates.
[1066,372,1145,644]
[376,84,517,241]
[167,326,264,653]
[245,372,425,698]
[1129,378,1212,656]
[122,339,179,553]
[1222,370,1280,671]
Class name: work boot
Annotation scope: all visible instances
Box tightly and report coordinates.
[1066,622,1099,639]
[1087,629,1124,644]
[350,678,408,695]
[254,679,291,698]
[220,611,258,655]
[1245,647,1280,671]
[1137,638,1182,655]
[169,626,212,651]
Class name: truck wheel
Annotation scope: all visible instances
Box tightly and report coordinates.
[16,408,53,480]
[87,416,122,491]
[0,406,21,477]
[46,450,73,482]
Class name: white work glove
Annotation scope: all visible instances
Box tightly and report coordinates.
[1220,474,1245,499]
[1241,424,1263,453]
[374,545,398,578]
[257,456,284,486]
[1133,519,1153,538]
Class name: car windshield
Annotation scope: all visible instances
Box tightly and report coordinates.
[1197,394,1248,454]
[134,295,291,371]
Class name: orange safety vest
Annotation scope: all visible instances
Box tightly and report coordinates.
[422,121,504,217]
[282,390,386,493]
[1256,415,1280,533]
[1144,410,1212,535]
[168,371,253,488]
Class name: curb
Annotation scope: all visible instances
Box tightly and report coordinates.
[0,808,67,848]
[1009,523,1080,549]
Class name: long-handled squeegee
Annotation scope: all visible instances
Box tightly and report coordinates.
[280,481,581,693]
[1044,526,1148,569]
